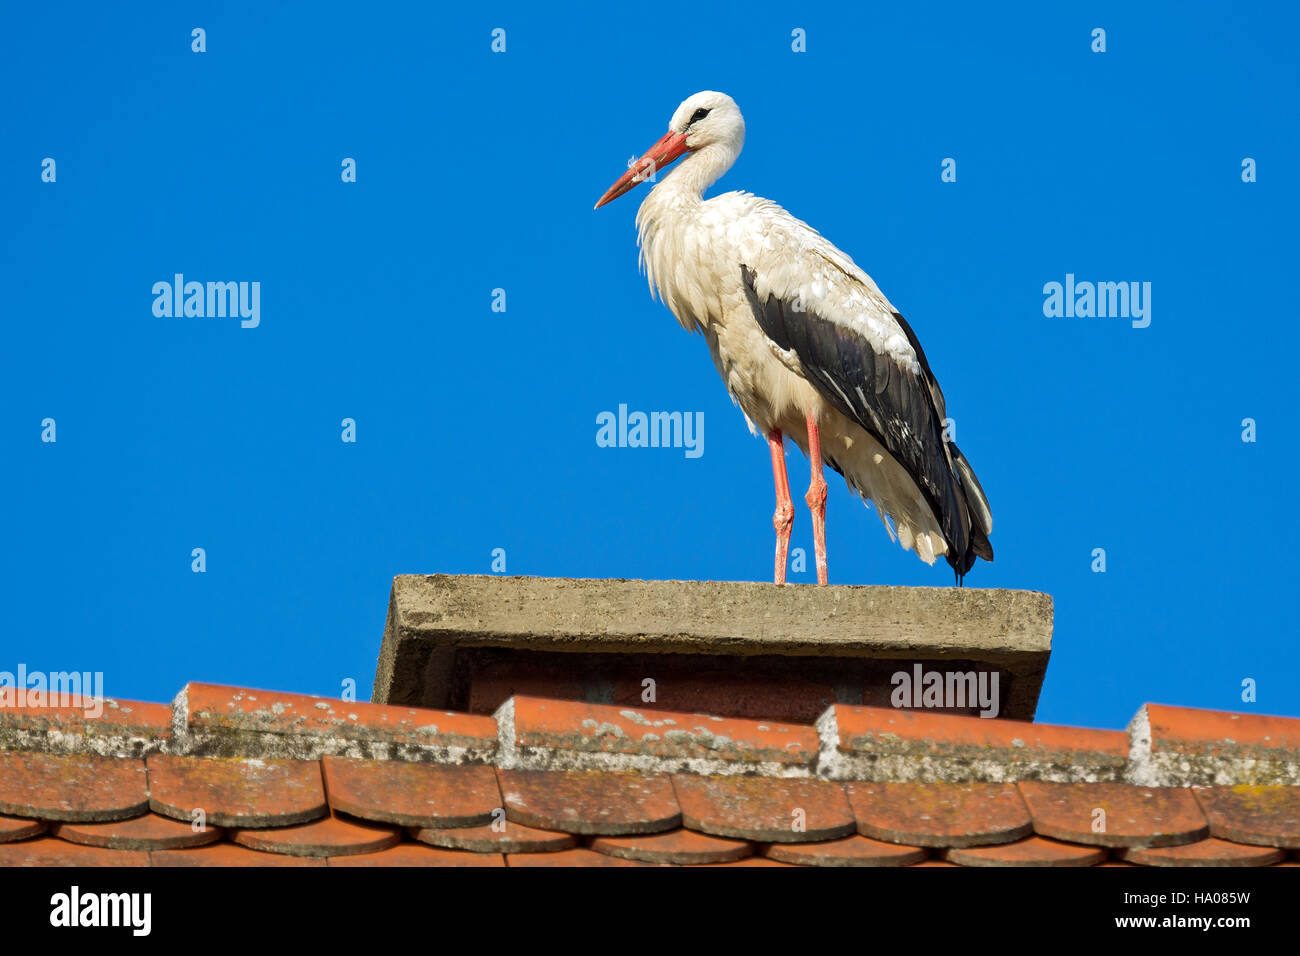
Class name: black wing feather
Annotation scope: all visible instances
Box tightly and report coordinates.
[741,266,991,578]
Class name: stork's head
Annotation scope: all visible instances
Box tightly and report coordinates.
[667,90,745,152]
[594,91,745,209]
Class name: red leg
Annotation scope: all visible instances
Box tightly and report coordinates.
[768,429,794,585]
[805,412,829,585]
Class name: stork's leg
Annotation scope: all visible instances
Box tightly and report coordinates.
[768,429,794,585]
[804,412,829,585]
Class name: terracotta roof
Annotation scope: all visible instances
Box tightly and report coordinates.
[1,683,1297,867]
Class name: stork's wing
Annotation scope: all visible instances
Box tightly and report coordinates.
[736,205,992,575]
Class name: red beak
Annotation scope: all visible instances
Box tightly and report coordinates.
[594,130,690,209]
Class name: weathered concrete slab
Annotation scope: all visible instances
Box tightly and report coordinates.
[373,575,1053,722]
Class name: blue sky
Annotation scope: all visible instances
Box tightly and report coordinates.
[2,1,1296,729]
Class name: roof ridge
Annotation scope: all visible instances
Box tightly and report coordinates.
[1,682,1297,786]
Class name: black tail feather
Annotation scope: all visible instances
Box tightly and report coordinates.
[945,440,994,585]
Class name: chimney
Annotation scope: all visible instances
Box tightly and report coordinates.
[372,575,1053,723]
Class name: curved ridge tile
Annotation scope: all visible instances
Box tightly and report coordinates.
[765,834,927,867]
[323,756,500,828]
[1192,786,1300,848]
[946,836,1106,867]
[412,819,576,854]
[230,812,399,858]
[672,775,855,843]
[0,837,148,866]
[52,813,222,850]
[590,829,752,865]
[500,769,680,835]
[845,781,1032,848]
[1018,783,1208,848]
[1119,838,1285,867]
[0,753,148,823]
[147,755,327,828]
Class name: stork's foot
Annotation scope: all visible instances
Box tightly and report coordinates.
[773,499,794,586]
[805,478,828,585]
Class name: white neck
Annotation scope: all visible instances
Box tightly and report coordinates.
[633,141,742,334]
[648,141,739,205]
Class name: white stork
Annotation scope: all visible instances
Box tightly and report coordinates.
[595,91,993,586]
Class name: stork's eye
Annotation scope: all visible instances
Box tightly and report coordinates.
[688,107,711,125]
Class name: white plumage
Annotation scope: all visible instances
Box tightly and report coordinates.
[596,91,993,583]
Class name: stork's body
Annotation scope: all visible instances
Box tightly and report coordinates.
[596,92,993,584]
